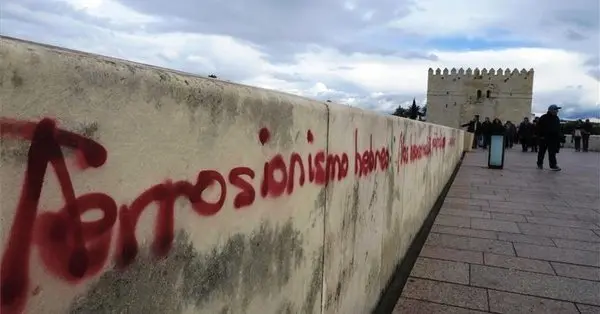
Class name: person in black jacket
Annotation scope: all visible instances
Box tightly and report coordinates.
[518,117,534,152]
[481,117,492,149]
[582,119,593,152]
[536,105,562,171]
[491,118,505,135]
[504,121,516,148]
[531,117,539,152]
[461,115,482,149]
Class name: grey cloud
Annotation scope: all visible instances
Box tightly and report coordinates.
[586,69,600,81]
[399,52,438,61]
[554,5,600,30]
[559,107,600,119]
[582,56,599,81]
[270,72,312,83]
[565,29,587,41]
[584,56,599,67]
[1,0,598,118]
[116,0,413,47]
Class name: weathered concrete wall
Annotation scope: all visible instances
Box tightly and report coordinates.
[463,132,475,152]
[0,36,465,314]
[427,68,533,129]
[564,135,600,152]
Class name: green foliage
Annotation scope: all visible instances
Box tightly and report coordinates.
[392,106,407,117]
[408,98,420,120]
[392,99,426,120]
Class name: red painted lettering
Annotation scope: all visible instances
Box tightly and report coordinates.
[229,167,256,209]
[0,119,458,314]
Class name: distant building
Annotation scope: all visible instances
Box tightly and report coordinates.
[426,68,534,128]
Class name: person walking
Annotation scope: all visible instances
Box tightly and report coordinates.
[461,115,482,149]
[582,119,593,152]
[531,117,539,152]
[481,117,492,149]
[572,121,583,152]
[504,121,516,148]
[536,105,562,171]
[492,118,505,134]
[518,117,534,152]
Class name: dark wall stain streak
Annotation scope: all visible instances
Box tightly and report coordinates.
[69,220,305,314]
[1,120,99,164]
[302,251,323,314]
[11,71,23,87]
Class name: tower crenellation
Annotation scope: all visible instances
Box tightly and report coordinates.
[426,66,534,129]
[428,67,534,80]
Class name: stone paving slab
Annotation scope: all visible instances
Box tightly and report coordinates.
[395,149,600,313]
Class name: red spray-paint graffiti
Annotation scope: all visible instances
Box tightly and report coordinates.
[0,118,456,314]
[0,118,113,314]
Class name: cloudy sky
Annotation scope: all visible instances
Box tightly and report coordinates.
[1,0,599,118]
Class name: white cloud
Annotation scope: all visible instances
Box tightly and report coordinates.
[54,0,160,25]
[0,0,598,118]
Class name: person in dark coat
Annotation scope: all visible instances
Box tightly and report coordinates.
[491,118,505,135]
[504,121,516,148]
[461,115,482,149]
[518,117,534,152]
[536,105,562,171]
[531,117,539,152]
[582,119,593,152]
[572,120,583,152]
[481,117,492,149]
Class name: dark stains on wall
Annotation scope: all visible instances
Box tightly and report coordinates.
[0,120,100,164]
[69,220,305,314]
[324,263,353,311]
[368,179,378,210]
[323,183,360,311]
[0,139,30,163]
[314,187,327,209]
[11,70,23,87]
[302,251,323,314]
[239,221,304,308]
[366,262,380,294]
[276,300,295,314]
[69,231,191,314]
[348,183,359,261]
[179,79,297,150]
[245,93,295,150]
[74,121,99,140]
[310,187,327,228]
[385,172,396,229]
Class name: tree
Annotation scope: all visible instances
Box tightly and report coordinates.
[408,98,421,120]
[420,104,427,118]
[392,104,408,117]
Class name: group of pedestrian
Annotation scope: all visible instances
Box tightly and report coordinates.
[462,116,521,150]
[461,105,593,172]
[570,119,593,152]
[462,116,492,149]
[517,116,539,153]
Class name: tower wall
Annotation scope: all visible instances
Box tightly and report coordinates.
[427,68,534,128]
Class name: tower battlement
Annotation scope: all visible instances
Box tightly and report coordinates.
[426,66,534,129]
[428,67,534,79]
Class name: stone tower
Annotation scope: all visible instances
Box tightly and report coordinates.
[426,67,534,128]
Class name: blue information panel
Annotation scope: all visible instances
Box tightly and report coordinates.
[488,135,505,168]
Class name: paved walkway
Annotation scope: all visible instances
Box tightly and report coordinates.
[394,148,600,314]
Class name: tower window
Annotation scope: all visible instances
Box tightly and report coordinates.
[486,90,491,98]
[476,90,482,99]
